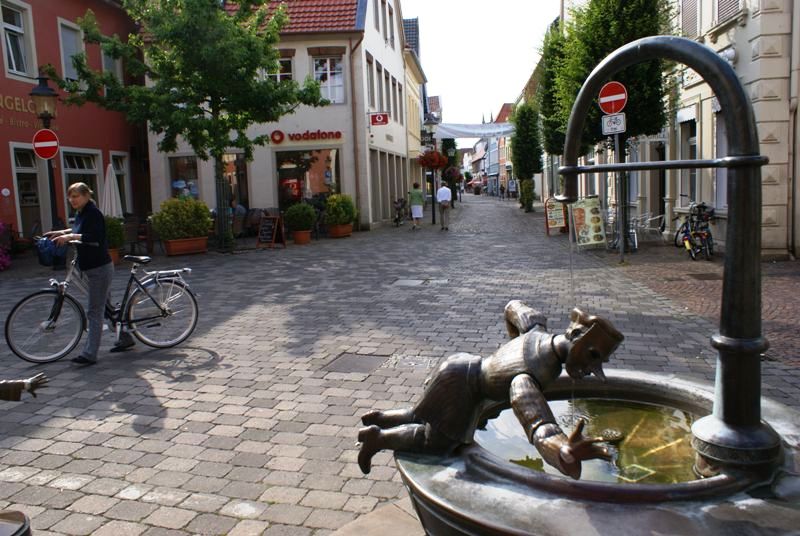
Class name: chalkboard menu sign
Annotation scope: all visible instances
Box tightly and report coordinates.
[256,216,286,249]
[545,197,568,236]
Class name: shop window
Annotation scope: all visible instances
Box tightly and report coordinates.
[2,1,32,77]
[313,56,344,104]
[59,21,83,82]
[63,151,99,216]
[714,113,728,209]
[276,149,340,213]
[13,148,39,237]
[169,156,199,200]
[112,155,128,213]
[223,153,249,210]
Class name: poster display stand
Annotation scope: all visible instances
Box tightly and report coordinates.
[256,216,286,249]
[571,196,606,249]
[544,197,568,236]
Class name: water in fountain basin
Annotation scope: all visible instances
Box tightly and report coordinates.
[474,398,698,484]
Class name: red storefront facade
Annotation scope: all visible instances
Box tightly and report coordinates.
[0,0,147,237]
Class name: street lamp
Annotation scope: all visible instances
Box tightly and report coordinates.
[30,76,60,230]
[423,115,439,225]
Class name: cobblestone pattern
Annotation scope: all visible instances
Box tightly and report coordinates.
[0,194,797,535]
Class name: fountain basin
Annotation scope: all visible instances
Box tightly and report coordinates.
[395,370,800,536]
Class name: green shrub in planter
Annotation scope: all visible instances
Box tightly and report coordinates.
[324,194,356,226]
[284,203,316,232]
[105,216,125,249]
[151,197,212,240]
[520,179,535,213]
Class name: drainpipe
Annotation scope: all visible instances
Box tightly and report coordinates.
[350,35,365,229]
[788,0,799,258]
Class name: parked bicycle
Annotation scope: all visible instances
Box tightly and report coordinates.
[4,241,198,363]
[673,199,715,260]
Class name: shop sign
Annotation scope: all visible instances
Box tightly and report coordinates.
[544,197,567,236]
[573,196,606,249]
[270,129,343,145]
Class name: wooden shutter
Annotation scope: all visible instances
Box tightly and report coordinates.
[682,0,698,38]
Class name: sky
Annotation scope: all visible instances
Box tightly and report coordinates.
[400,0,562,133]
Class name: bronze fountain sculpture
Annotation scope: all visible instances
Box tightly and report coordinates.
[356,35,800,536]
[358,301,623,479]
[0,373,48,536]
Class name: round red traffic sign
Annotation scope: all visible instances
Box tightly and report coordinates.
[32,129,59,160]
[598,81,628,115]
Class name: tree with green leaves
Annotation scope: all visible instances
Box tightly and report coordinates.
[538,19,566,157]
[556,0,673,246]
[510,101,543,212]
[47,0,326,250]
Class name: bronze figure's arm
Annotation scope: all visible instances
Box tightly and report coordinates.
[509,373,610,479]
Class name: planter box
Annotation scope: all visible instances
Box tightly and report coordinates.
[328,223,352,238]
[292,230,312,245]
[163,236,208,256]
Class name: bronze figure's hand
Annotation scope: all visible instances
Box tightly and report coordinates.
[25,373,49,397]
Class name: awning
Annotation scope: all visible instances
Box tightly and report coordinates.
[433,123,515,139]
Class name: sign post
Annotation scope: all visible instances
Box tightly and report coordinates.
[598,81,628,263]
[32,128,61,229]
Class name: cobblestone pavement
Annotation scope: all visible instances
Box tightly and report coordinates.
[0,194,797,535]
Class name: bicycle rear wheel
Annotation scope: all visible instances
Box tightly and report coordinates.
[674,223,688,247]
[126,279,198,348]
[4,290,85,363]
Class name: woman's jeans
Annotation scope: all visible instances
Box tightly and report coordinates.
[81,262,113,362]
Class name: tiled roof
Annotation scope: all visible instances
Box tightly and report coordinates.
[226,0,363,34]
[495,103,513,123]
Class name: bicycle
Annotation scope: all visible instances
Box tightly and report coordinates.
[4,241,198,363]
[672,200,715,261]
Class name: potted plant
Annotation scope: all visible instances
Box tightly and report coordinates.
[284,203,316,245]
[324,194,356,238]
[105,216,125,264]
[150,197,212,255]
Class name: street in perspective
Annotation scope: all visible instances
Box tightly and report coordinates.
[1,196,798,535]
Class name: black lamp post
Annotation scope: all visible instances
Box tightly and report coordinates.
[423,116,439,225]
[446,147,457,206]
[30,76,60,230]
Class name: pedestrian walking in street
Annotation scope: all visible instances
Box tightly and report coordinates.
[409,182,425,230]
[437,181,452,230]
[44,183,135,365]
[500,184,506,200]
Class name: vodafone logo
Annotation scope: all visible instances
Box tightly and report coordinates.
[271,130,285,144]
[370,113,388,126]
[271,129,343,144]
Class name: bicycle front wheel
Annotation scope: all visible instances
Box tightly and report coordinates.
[5,290,85,363]
[126,279,198,348]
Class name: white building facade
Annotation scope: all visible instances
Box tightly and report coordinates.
[146,0,411,229]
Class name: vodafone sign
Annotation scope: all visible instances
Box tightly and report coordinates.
[370,113,388,126]
[270,129,343,144]
[32,129,59,160]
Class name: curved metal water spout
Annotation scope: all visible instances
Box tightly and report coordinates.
[557,36,781,471]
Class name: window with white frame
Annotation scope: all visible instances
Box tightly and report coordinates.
[59,21,83,82]
[270,58,293,82]
[102,47,123,95]
[373,0,380,31]
[716,0,739,25]
[313,56,344,104]
[2,2,32,77]
[391,77,397,122]
[679,120,697,207]
[381,0,387,40]
[63,152,98,216]
[366,54,375,108]
[388,5,395,48]
[681,0,698,39]
[398,85,403,125]
[384,70,391,118]
[376,63,384,111]
[112,154,129,213]
[714,113,728,209]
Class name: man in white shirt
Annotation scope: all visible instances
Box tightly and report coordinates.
[436,181,452,231]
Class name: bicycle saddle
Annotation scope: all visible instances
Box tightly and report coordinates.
[123,255,151,264]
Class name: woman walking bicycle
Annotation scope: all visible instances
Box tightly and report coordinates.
[43,183,134,365]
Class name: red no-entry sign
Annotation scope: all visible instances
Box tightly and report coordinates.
[598,81,628,115]
[32,129,59,160]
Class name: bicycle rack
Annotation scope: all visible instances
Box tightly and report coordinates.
[557,36,780,472]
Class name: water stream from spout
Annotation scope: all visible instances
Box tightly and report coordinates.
[567,205,577,428]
